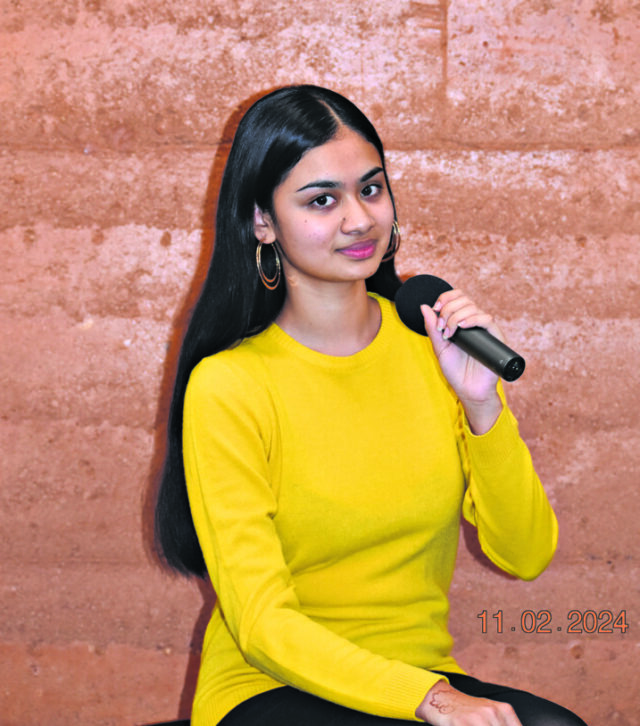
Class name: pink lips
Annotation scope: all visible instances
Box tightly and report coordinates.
[338,241,376,259]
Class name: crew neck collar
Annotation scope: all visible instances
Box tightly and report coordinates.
[261,293,392,368]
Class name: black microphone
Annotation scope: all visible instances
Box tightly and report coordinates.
[394,274,525,382]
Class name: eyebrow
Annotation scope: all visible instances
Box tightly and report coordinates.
[295,166,384,193]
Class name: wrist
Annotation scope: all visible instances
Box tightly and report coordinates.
[415,679,454,722]
[461,392,503,435]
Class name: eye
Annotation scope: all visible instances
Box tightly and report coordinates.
[361,183,383,199]
[310,194,336,209]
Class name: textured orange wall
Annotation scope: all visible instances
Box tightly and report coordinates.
[2,1,639,724]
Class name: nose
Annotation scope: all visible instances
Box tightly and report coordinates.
[340,196,375,235]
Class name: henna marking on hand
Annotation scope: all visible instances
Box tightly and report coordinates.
[429,694,454,714]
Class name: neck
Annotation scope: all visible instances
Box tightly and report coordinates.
[276,280,380,356]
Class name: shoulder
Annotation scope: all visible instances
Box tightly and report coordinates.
[186,333,273,408]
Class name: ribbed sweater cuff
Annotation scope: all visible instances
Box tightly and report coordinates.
[382,667,449,721]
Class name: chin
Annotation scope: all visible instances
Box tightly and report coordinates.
[342,262,380,280]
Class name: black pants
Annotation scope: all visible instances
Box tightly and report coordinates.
[218,672,588,726]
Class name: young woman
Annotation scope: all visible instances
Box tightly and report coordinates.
[155,85,587,726]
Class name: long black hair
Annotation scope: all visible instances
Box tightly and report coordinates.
[154,85,402,577]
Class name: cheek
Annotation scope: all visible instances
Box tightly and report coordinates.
[382,199,396,226]
[303,219,334,244]
[285,215,335,249]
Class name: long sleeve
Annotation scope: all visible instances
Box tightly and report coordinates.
[460,394,558,581]
[183,355,444,723]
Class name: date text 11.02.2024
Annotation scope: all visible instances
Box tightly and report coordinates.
[476,609,628,634]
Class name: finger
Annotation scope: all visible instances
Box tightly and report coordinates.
[432,287,467,311]
[440,302,490,340]
[455,310,506,343]
[441,305,485,338]
[476,699,521,726]
[434,291,478,328]
[498,701,523,726]
[420,305,455,361]
[420,304,446,344]
[455,311,494,331]
[435,291,503,341]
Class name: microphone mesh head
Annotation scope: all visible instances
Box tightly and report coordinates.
[394,274,452,336]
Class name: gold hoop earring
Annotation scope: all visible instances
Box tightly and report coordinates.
[382,220,401,262]
[256,242,281,290]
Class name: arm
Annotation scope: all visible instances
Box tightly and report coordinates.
[421,292,558,579]
[460,397,558,579]
[415,292,549,723]
[183,355,442,721]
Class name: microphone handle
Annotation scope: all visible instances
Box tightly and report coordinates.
[450,326,526,382]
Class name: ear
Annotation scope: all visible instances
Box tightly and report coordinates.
[253,205,277,244]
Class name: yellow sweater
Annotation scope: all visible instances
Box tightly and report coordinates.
[183,294,558,725]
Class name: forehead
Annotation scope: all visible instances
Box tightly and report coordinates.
[282,127,383,188]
